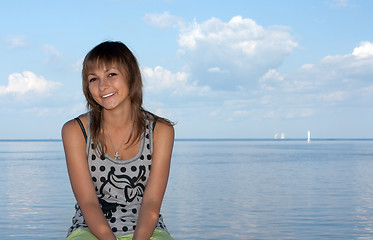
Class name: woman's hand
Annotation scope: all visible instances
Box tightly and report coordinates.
[132,120,174,240]
[62,116,116,240]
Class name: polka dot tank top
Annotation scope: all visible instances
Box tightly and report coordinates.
[67,114,168,237]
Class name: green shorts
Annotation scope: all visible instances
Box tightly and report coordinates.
[66,228,174,240]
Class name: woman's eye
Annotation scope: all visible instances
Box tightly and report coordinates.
[89,77,97,82]
[108,73,117,77]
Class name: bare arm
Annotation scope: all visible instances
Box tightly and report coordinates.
[132,121,175,240]
[62,118,116,240]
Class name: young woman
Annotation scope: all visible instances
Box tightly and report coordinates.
[62,41,174,240]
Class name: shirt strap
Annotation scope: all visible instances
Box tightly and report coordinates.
[152,116,158,131]
[75,117,87,142]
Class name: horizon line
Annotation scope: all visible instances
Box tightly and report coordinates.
[1,138,373,142]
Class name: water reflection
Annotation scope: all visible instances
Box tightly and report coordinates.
[354,154,373,238]
[0,141,74,239]
[162,140,373,239]
[1,140,373,239]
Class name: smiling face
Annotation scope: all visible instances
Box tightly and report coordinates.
[87,65,131,111]
[82,41,143,118]
[82,41,146,149]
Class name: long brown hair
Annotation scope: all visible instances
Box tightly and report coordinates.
[82,41,170,156]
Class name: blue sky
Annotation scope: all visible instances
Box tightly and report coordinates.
[1,0,372,139]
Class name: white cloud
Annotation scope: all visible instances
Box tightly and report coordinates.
[23,102,86,117]
[142,66,210,95]
[209,110,220,117]
[320,91,347,102]
[352,41,373,58]
[361,85,373,97]
[260,69,285,90]
[24,107,56,116]
[3,35,28,49]
[317,42,373,79]
[207,67,226,73]
[233,110,250,116]
[242,41,373,121]
[43,44,61,63]
[144,15,372,125]
[329,0,350,7]
[223,98,255,109]
[143,12,184,29]
[177,16,298,90]
[261,69,284,83]
[69,102,87,115]
[72,58,84,72]
[299,108,316,118]
[0,71,62,95]
[211,41,371,122]
[261,41,373,95]
[259,107,316,119]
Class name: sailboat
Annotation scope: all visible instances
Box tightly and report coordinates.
[274,133,279,139]
[307,130,311,143]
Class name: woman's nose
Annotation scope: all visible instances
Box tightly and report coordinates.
[98,77,108,90]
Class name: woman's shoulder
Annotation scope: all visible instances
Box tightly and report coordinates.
[61,113,89,140]
[150,117,174,163]
[153,118,174,142]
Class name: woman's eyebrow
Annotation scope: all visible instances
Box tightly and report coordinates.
[104,67,118,72]
[87,67,118,76]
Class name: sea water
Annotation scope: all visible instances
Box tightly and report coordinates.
[0,139,372,239]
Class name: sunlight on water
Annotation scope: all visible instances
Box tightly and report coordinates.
[0,141,75,239]
[162,140,373,239]
[0,140,373,239]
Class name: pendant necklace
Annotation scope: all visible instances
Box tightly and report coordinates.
[106,123,133,160]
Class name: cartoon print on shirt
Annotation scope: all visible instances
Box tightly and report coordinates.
[99,165,146,203]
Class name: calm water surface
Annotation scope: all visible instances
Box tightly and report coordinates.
[0,139,373,239]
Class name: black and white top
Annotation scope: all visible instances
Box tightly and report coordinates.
[67,113,168,237]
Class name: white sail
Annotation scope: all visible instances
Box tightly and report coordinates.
[274,133,279,139]
[307,130,311,143]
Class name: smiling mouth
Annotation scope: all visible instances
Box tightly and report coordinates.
[102,92,116,98]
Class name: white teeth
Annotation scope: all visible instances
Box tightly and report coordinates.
[102,92,115,98]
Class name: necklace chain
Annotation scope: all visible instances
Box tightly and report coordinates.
[105,123,132,160]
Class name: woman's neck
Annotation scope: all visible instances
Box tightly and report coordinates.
[102,106,133,130]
